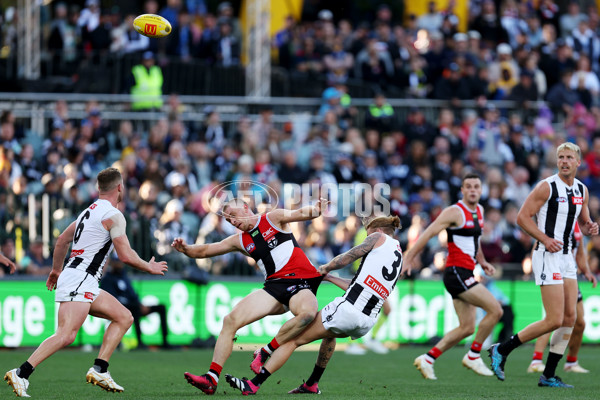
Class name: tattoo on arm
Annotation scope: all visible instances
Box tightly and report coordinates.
[316,338,336,368]
[326,233,381,271]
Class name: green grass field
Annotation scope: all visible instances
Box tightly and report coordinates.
[1,345,598,399]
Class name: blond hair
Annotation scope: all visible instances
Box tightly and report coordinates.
[556,142,581,160]
[365,215,401,234]
[222,198,250,216]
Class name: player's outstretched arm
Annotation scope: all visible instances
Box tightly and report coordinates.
[113,234,168,275]
[517,181,563,252]
[403,206,460,275]
[269,198,330,226]
[107,213,168,275]
[171,234,242,258]
[318,232,384,275]
[47,221,76,291]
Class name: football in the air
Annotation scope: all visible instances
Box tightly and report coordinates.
[133,14,172,38]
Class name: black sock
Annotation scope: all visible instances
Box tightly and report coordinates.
[306,365,325,386]
[251,367,271,386]
[17,361,34,379]
[497,333,522,356]
[543,352,563,378]
[93,358,109,373]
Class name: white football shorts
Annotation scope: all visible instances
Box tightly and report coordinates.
[55,268,99,303]
[321,296,376,340]
[532,250,577,286]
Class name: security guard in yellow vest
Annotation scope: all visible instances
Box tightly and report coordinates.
[131,51,163,111]
[365,93,395,133]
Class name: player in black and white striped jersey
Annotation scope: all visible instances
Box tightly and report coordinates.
[489,143,599,388]
[4,167,168,398]
[225,215,403,395]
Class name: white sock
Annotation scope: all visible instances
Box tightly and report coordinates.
[467,350,480,360]
[207,371,219,384]
[424,354,435,364]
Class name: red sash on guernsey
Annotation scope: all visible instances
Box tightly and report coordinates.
[240,214,320,280]
[445,202,483,271]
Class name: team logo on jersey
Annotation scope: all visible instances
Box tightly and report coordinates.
[575,189,580,196]
[541,273,546,281]
[557,197,567,203]
[245,243,256,252]
[465,221,475,227]
[90,204,97,210]
[553,273,562,280]
[84,292,94,300]
[267,237,278,248]
[364,275,389,299]
[572,197,583,205]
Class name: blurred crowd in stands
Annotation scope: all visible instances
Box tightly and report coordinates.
[2,0,600,281]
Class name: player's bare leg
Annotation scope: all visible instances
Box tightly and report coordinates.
[564,301,588,373]
[528,333,549,373]
[490,284,565,381]
[5,302,90,397]
[457,285,502,376]
[538,278,577,387]
[289,337,336,394]
[517,284,566,343]
[185,290,283,394]
[228,312,333,395]
[251,290,318,373]
[85,290,133,393]
[29,302,91,366]
[415,296,477,380]
[275,290,318,343]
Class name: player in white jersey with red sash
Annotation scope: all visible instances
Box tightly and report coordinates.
[404,173,503,380]
[489,143,599,388]
[225,215,403,395]
[4,168,168,397]
[171,198,328,395]
[527,222,598,374]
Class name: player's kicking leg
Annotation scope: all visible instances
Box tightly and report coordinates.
[250,289,318,374]
[185,290,284,395]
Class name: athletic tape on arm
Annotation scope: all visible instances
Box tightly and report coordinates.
[109,212,127,239]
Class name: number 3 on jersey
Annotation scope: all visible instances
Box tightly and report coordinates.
[73,210,91,244]
[382,250,402,281]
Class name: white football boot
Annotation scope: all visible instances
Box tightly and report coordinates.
[4,369,30,397]
[414,355,437,380]
[86,368,124,393]
[462,354,494,376]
